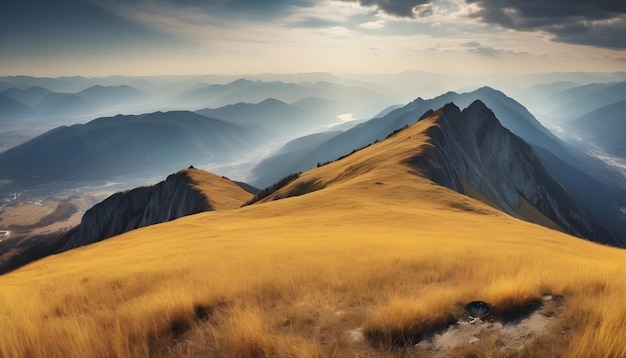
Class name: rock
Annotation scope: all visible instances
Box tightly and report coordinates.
[464,301,492,319]
[59,170,212,251]
[409,101,605,240]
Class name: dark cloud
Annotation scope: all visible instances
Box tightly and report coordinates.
[340,0,432,18]
[115,0,317,21]
[466,0,626,49]
[0,0,186,57]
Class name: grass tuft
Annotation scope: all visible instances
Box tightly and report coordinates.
[363,290,462,347]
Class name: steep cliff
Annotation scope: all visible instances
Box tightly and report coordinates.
[60,168,253,251]
[410,101,613,242]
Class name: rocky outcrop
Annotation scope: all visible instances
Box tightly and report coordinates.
[60,170,212,251]
[410,101,614,242]
[0,168,253,274]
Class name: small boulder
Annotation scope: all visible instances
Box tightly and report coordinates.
[464,301,491,320]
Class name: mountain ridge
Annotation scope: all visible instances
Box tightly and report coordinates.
[0,168,253,274]
[256,101,616,244]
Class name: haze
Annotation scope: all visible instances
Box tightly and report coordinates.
[2,0,626,77]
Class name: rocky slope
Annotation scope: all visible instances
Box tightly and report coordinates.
[60,168,252,250]
[0,168,253,274]
[258,101,618,245]
[409,101,612,242]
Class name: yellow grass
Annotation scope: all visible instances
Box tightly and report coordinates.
[183,168,253,210]
[1,111,625,357]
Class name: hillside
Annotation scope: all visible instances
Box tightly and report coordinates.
[0,111,265,185]
[0,168,253,274]
[60,167,252,251]
[566,100,626,158]
[1,104,626,357]
[251,86,589,187]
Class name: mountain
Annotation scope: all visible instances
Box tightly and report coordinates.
[1,86,53,107]
[0,168,253,274]
[0,111,264,185]
[181,79,388,115]
[76,84,144,104]
[37,92,95,115]
[410,102,605,240]
[251,87,590,188]
[182,79,318,108]
[260,101,612,243]
[564,100,626,158]
[60,168,252,250]
[3,99,626,357]
[510,81,579,113]
[196,98,336,135]
[532,81,626,120]
[291,97,348,115]
[0,93,33,121]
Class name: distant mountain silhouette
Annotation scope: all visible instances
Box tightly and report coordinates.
[538,81,626,119]
[196,98,336,135]
[77,84,144,103]
[0,111,264,184]
[37,92,95,115]
[0,94,33,121]
[566,100,626,158]
[181,79,388,114]
[1,86,53,107]
[291,97,345,113]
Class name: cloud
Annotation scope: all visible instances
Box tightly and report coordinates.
[102,0,319,27]
[0,0,186,56]
[465,0,626,49]
[359,20,386,29]
[461,41,481,48]
[458,41,531,57]
[339,0,432,18]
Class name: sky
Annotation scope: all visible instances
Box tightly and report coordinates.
[1,0,626,77]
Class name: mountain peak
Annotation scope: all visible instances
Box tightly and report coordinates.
[466,99,488,110]
[256,101,608,242]
[59,168,252,252]
[411,104,606,241]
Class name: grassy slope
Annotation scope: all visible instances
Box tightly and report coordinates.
[183,168,253,210]
[1,113,625,357]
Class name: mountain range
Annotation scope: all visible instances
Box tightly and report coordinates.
[0,111,264,186]
[196,98,338,136]
[3,99,624,275]
[3,94,626,356]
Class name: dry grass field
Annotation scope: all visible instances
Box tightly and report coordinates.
[1,112,625,357]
